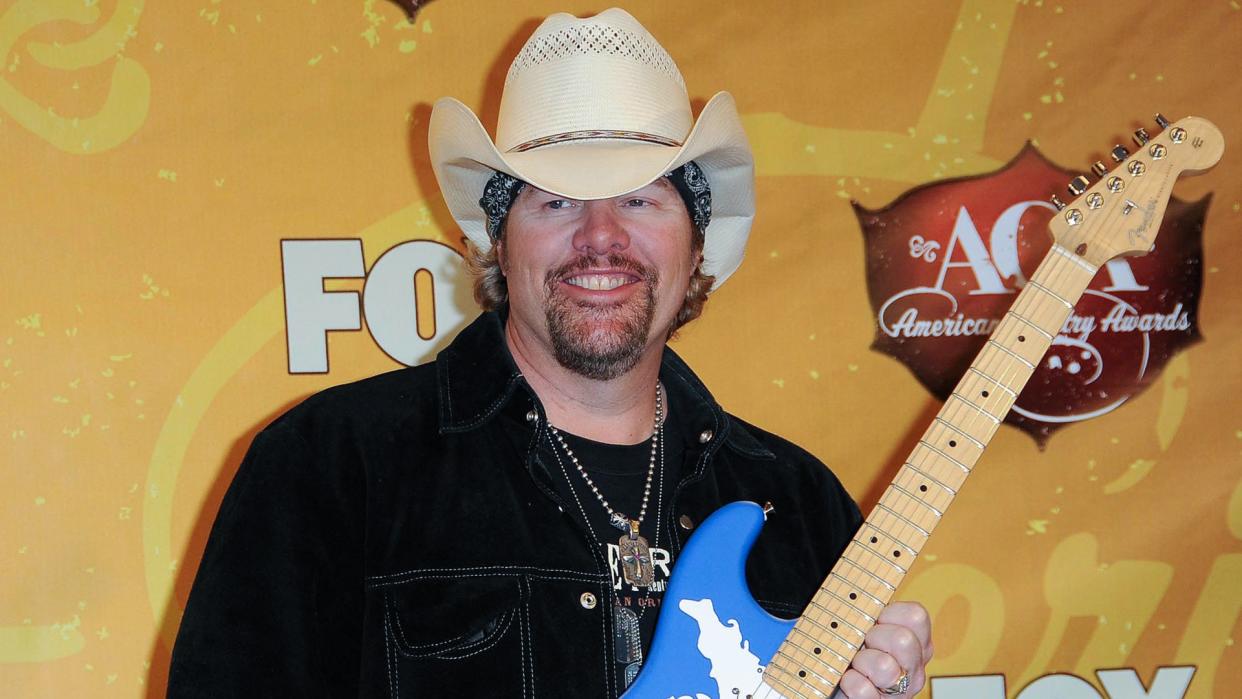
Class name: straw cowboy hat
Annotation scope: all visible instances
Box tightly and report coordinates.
[428,7,755,287]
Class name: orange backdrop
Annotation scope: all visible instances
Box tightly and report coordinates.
[3,1,1240,696]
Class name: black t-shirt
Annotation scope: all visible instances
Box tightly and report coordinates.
[538,421,685,689]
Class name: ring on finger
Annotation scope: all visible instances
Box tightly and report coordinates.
[879,671,910,696]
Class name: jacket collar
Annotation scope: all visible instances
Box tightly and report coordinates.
[435,312,774,460]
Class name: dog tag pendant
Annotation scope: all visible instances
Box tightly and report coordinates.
[618,520,654,588]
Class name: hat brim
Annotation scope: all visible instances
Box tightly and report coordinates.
[428,91,755,288]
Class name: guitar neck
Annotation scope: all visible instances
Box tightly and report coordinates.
[764,243,1100,695]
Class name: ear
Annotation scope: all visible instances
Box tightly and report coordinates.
[495,241,508,276]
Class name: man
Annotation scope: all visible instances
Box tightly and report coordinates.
[169,8,931,698]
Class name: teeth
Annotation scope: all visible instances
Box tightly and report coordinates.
[567,274,629,291]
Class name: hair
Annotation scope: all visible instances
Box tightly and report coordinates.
[465,224,715,339]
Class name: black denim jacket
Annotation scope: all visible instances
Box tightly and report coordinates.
[168,312,861,698]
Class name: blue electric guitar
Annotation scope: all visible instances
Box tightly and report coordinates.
[622,115,1223,699]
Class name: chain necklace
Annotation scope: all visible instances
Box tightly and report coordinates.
[547,382,663,588]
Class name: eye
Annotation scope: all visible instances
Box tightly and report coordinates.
[622,198,651,208]
[545,199,576,210]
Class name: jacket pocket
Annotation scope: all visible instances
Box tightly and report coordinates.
[378,573,531,697]
[384,574,527,658]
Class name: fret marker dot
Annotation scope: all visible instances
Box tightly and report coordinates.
[870,536,878,544]
[981,390,990,398]
[830,621,839,629]
[920,484,928,492]
[893,550,902,557]
[949,440,957,447]
[1018,335,1026,342]
[813,647,822,655]
[799,670,807,678]
[849,592,857,600]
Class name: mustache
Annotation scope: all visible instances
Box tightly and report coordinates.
[544,254,654,287]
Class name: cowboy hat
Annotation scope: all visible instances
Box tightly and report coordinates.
[428,7,755,288]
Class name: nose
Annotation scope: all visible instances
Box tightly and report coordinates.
[572,200,630,256]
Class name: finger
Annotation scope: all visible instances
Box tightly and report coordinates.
[877,601,932,656]
[837,667,881,699]
[848,648,905,692]
[863,623,924,682]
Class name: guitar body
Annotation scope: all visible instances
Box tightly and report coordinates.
[622,501,788,699]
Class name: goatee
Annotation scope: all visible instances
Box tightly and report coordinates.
[544,254,659,381]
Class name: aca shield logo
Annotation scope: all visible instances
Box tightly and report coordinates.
[854,145,1210,446]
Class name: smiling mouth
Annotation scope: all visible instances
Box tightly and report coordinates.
[563,273,638,291]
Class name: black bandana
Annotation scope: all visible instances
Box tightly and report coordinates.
[479,171,527,240]
[665,161,712,234]
[478,161,712,240]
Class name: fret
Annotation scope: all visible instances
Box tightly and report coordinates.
[953,373,1019,429]
[802,598,872,640]
[821,582,881,620]
[971,347,1035,395]
[835,552,899,590]
[889,469,954,520]
[826,573,886,612]
[907,449,970,493]
[859,522,920,558]
[773,648,837,692]
[789,625,859,665]
[865,507,930,551]
[847,551,906,590]
[829,557,896,603]
[933,416,985,448]
[948,392,1001,423]
[890,482,942,519]
[1004,309,1055,340]
[845,546,906,579]
[1025,279,1074,310]
[988,316,1061,366]
[790,626,855,663]
[780,640,846,682]
[1050,243,1100,273]
[900,462,957,496]
[985,339,1035,368]
[965,367,1017,398]
[916,439,971,473]
[795,610,866,649]
[853,532,914,571]
[764,664,819,699]
[938,398,1001,445]
[875,502,930,538]
[768,664,828,699]
[881,488,940,533]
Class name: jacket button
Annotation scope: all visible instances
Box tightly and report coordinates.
[698,429,713,444]
[678,514,695,530]
[526,409,538,423]
[579,592,598,610]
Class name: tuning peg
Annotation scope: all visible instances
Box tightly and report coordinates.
[1133,128,1150,146]
[1155,113,1170,129]
[1091,161,1109,177]
[1111,145,1130,162]
[1050,194,1067,211]
[1067,175,1090,196]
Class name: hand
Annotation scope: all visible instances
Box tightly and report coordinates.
[836,601,933,698]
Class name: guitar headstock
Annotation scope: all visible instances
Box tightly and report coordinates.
[1047,114,1223,267]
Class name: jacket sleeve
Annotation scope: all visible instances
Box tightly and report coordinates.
[167,421,366,697]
